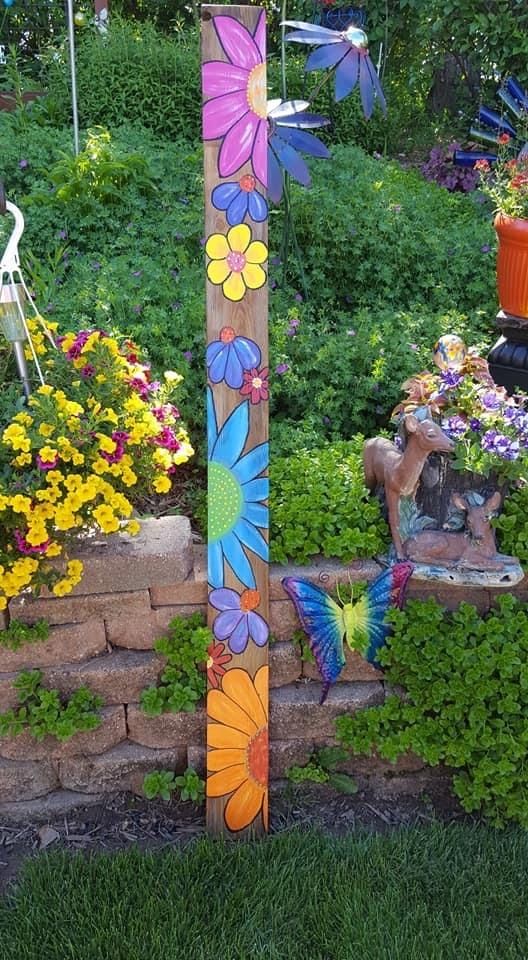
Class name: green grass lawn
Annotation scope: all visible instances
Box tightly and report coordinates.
[1,825,527,959]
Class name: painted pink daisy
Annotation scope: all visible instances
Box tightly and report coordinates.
[202,12,267,187]
[240,367,269,404]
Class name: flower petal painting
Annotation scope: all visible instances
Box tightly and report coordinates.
[202,12,267,185]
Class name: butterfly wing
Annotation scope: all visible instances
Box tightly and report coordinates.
[282,577,346,703]
[345,562,414,665]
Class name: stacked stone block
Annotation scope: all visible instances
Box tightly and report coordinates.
[0,516,509,818]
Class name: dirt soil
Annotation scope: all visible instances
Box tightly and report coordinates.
[0,780,472,896]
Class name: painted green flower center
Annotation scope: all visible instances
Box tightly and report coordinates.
[208,461,243,541]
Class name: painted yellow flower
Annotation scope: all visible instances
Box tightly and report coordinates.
[206,224,267,302]
[207,665,268,832]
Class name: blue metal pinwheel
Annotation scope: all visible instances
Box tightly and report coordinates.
[282,20,386,117]
[267,98,331,204]
[454,76,528,168]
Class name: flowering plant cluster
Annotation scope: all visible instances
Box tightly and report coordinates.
[0,322,193,609]
[393,350,528,482]
[421,143,479,194]
[476,132,528,220]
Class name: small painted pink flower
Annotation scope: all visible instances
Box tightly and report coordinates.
[240,367,269,404]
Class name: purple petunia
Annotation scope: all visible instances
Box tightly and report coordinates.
[209,587,269,654]
[480,390,502,411]
[442,415,468,439]
[481,430,519,460]
[469,417,482,432]
[440,370,464,390]
[207,327,261,389]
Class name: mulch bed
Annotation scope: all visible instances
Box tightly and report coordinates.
[0,780,472,895]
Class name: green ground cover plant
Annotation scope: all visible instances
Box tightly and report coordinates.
[142,767,205,803]
[140,613,210,716]
[269,437,389,564]
[0,669,102,741]
[336,595,528,827]
[2,827,528,959]
[0,619,48,651]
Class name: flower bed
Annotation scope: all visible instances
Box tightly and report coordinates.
[0,322,193,608]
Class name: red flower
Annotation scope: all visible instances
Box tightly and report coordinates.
[498,133,511,145]
[206,641,232,689]
[239,367,269,404]
[511,174,528,190]
[474,159,490,172]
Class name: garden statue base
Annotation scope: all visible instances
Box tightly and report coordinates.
[406,558,523,587]
[488,311,528,394]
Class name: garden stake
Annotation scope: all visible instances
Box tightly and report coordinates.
[66,0,80,155]
[202,4,270,836]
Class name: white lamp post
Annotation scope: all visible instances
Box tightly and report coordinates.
[0,185,55,399]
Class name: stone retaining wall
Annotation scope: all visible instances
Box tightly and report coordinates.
[0,516,524,820]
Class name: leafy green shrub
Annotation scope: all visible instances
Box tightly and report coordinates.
[37,126,157,212]
[43,19,202,142]
[269,436,389,564]
[282,144,496,317]
[0,670,102,741]
[0,619,49,652]
[336,595,528,827]
[494,486,528,566]
[140,613,210,716]
[142,766,205,803]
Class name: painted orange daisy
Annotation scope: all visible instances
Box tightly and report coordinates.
[207,664,268,832]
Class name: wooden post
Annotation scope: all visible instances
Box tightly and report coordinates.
[202,4,269,836]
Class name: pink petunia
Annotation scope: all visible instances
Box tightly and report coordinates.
[202,12,267,186]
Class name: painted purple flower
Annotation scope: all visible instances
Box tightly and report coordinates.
[267,98,330,203]
[207,326,261,389]
[209,587,269,654]
[202,11,267,184]
[442,415,468,439]
[284,20,386,116]
[212,174,268,226]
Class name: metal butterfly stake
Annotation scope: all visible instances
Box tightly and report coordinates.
[282,561,414,704]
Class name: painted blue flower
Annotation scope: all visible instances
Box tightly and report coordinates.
[283,20,386,116]
[207,327,261,389]
[212,175,268,227]
[267,98,331,203]
[208,389,268,589]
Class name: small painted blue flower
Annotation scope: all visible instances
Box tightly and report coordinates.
[212,175,268,227]
[208,389,268,589]
[207,326,261,390]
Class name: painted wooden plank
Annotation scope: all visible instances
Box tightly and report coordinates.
[201,3,269,836]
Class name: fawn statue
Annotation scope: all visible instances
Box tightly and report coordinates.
[404,491,505,569]
[363,414,455,559]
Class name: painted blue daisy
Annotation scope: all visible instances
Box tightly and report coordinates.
[212,174,268,227]
[208,388,268,589]
[207,326,261,389]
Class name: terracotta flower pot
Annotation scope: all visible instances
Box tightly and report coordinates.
[494,213,528,319]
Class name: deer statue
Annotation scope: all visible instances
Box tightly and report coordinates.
[363,414,455,559]
[404,491,505,569]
